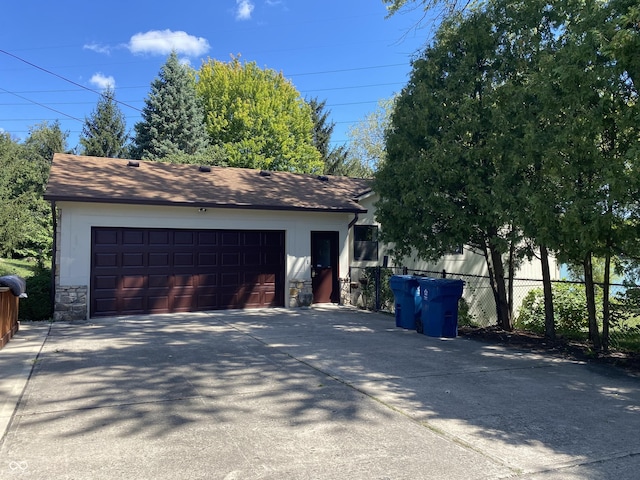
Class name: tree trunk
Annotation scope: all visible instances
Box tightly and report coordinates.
[583,254,602,351]
[540,244,556,341]
[507,231,515,322]
[484,239,512,331]
[602,252,611,352]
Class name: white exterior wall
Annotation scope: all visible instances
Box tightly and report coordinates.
[55,201,356,317]
[352,194,560,278]
[351,194,561,325]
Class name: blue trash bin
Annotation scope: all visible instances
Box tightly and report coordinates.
[417,277,464,338]
[389,275,421,329]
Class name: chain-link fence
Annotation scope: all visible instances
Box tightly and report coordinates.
[349,266,640,353]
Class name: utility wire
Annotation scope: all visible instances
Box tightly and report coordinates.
[0,87,83,123]
[0,49,142,112]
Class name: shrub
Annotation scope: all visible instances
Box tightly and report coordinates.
[19,266,52,321]
[359,267,395,310]
[458,297,477,326]
[516,283,590,337]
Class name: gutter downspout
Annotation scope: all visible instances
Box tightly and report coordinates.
[348,213,359,230]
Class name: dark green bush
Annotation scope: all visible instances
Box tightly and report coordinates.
[19,266,52,321]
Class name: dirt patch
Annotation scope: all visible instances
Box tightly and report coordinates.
[458,325,640,376]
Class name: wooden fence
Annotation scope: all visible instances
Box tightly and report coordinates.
[0,289,19,350]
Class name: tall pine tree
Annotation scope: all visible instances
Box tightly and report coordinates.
[132,52,208,160]
[307,97,366,177]
[79,87,128,158]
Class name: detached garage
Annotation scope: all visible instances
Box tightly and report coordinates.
[45,154,370,321]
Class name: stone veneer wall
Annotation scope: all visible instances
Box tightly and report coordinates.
[289,278,352,307]
[289,279,313,307]
[53,208,88,321]
[340,278,351,306]
[54,285,88,321]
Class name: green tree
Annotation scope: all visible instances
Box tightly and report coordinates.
[533,0,639,351]
[347,98,394,173]
[308,97,370,177]
[79,87,128,158]
[383,0,479,17]
[0,121,66,260]
[376,6,526,330]
[132,51,209,160]
[196,57,323,174]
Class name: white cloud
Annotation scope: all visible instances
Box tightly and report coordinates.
[90,73,115,90]
[127,30,210,56]
[83,43,112,55]
[236,0,255,20]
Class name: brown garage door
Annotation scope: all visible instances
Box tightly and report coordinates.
[91,227,285,317]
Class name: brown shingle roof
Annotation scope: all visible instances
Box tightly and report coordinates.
[44,154,371,213]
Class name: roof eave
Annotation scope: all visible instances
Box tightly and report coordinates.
[44,195,368,214]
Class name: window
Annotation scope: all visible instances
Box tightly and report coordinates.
[449,245,464,255]
[354,225,378,261]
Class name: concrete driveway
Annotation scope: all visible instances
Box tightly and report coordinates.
[1,306,639,479]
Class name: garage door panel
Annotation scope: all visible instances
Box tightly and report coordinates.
[221,232,240,246]
[242,252,261,266]
[149,253,170,267]
[94,229,118,246]
[121,296,144,312]
[148,274,170,288]
[148,298,170,313]
[94,252,118,267]
[221,252,241,266]
[174,274,196,287]
[198,252,217,267]
[122,230,144,245]
[197,294,218,309]
[174,252,195,267]
[122,275,145,289]
[149,231,170,245]
[122,253,144,267]
[91,227,284,316]
[198,231,218,246]
[199,273,218,287]
[174,231,195,245]
[94,275,117,290]
[94,297,117,315]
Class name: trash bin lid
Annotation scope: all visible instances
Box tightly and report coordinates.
[389,275,419,290]
[0,275,27,297]
[416,277,463,298]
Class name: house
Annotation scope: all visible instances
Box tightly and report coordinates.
[349,190,561,324]
[45,153,558,323]
[44,153,371,320]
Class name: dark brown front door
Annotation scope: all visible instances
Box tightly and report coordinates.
[91,227,285,317]
[311,231,339,304]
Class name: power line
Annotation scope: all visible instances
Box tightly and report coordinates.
[0,87,83,123]
[0,49,142,113]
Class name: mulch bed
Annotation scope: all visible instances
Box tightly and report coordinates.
[458,325,640,376]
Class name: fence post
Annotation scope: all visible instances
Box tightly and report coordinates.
[402,266,408,275]
[375,266,381,311]
[442,269,447,279]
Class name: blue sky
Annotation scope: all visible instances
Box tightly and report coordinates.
[1,1,433,153]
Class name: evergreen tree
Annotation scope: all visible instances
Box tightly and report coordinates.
[307,97,367,177]
[132,52,208,160]
[79,87,128,158]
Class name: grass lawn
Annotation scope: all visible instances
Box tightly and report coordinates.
[0,257,38,278]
